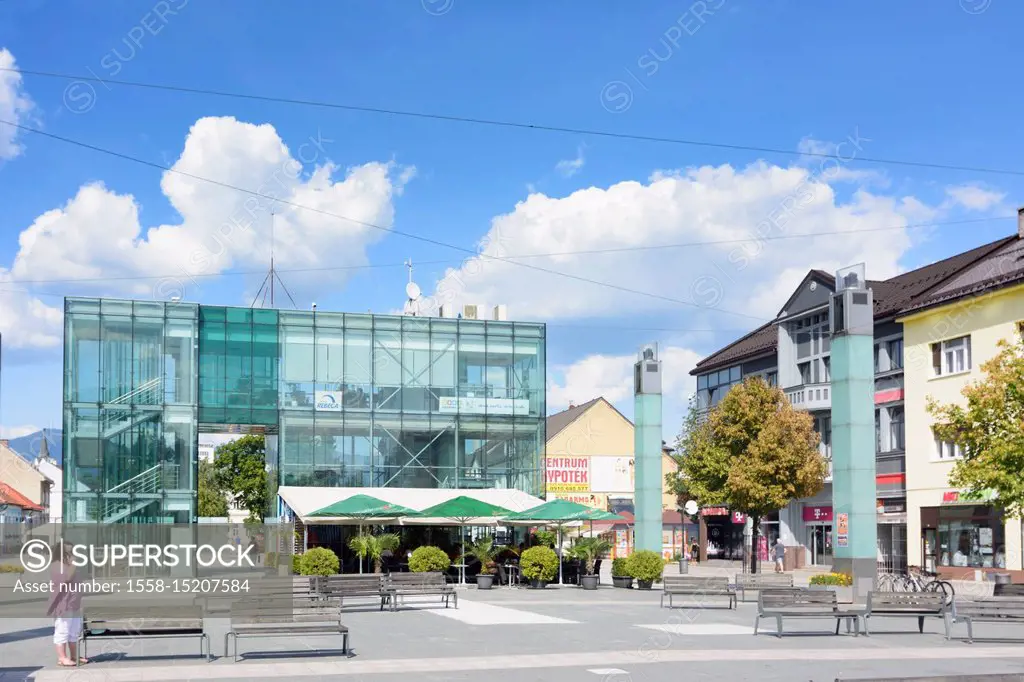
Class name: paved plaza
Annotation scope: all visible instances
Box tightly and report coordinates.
[3,571,1024,682]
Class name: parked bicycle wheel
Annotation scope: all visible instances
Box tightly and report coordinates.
[924,579,955,605]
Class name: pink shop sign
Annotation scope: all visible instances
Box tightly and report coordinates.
[802,505,833,523]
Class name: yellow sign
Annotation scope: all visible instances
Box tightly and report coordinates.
[552,493,607,509]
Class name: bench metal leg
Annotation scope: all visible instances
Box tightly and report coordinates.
[753,614,760,636]
[863,616,870,637]
[943,613,952,640]
[342,631,349,656]
[918,615,925,633]
[775,615,783,638]
[965,617,974,644]
[835,618,841,635]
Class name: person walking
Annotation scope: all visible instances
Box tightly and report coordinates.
[48,542,87,667]
[773,537,786,573]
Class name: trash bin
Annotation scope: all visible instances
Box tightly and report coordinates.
[993,572,1012,586]
[679,558,689,574]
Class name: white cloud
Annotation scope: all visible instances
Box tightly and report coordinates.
[796,136,887,186]
[0,48,34,160]
[944,183,1005,212]
[555,145,586,178]
[2,116,412,348]
[427,161,951,322]
[548,346,703,438]
[0,424,40,440]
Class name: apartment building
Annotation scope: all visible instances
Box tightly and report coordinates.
[690,216,1024,570]
[898,237,1024,579]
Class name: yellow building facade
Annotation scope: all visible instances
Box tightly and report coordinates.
[900,282,1024,577]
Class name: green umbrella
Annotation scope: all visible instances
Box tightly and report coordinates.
[310,494,422,519]
[504,499,604,584]
[418,496,512,585]
[310,494,422,574]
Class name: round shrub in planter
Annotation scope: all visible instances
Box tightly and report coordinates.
[627,550,664,589]
[409,546,451,573]
[520,546,558,588]
[611,557,633,589]
[297,547,339,576]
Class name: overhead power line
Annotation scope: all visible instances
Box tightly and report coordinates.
[0,120,769,323]
[0,214,1013,287]
[6,66,1024,177]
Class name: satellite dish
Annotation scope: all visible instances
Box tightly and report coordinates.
[406,281,421,300]
[684,500,699,516]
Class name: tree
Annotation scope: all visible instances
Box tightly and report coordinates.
[928,338,1024,517]
[213,435,268,523]
[679,377,827,573]
[197,459,229,517]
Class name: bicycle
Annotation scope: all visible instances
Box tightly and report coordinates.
[907,568,955,605]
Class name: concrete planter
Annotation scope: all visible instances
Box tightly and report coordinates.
[612,576,633,589]
[637,580,654,590]
[808,584,853,603]
[0,573,22,588]
[580,574,600,591]
[477,574,495,590]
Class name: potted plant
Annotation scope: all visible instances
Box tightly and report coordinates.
[569,537,611,590]
[297,547,340,576]
[611,557,633,589]
[348,532,400,574]
[409,545,451,573]
[461,537,500,590]
[520,546,558,588]
[627,550,664,589]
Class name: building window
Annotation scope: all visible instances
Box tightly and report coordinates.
[887,339,903,370]
[798,362,811,385]
[925,506,1004,568]
[1017,321,1024,343]
[932,336,971,376]
[874,344,881,372]
[888,406,904,451]
[697,366,742,409]
[765,371,778,387]
[933,429,963,460]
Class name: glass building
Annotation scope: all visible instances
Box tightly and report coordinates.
[63,298,546,524]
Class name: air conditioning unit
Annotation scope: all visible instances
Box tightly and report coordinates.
[438,303,455,319]
[493,304,508,321]
[463,304,482,320]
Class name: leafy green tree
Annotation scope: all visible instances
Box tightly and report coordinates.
[679,377,826,573]
[197,459,229,517]
[928,338,1024,517]
[213,435,267,523]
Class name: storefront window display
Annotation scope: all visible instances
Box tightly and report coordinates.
[922,505,1004,569]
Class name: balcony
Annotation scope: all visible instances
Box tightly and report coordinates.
[785,382,831,411]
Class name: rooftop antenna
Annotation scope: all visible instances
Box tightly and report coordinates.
[251,209,299,310]
[403,258,422,316]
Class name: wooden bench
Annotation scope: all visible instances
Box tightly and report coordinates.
[950,596,1024,643]
[755,588,862,637]
[316,574,388,610]
[993,583,1024,597]
[734,573,794,602]
[862,591,949,637]
[225,597,349,661]
[660,575,736,610]
[79,605,209,665]
[384,572,456,612]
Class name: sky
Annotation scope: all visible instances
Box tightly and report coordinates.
[0,0,1022,442]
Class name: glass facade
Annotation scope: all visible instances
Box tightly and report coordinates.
[63,298,546,523]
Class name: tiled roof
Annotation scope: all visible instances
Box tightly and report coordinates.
[691,235,1018,376]
[0,482,44,512]
[545,397,603,440]
[901,237,1024,314]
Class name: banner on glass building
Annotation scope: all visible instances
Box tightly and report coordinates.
[438,397,530,416]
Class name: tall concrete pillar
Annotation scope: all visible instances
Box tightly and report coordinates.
[829,264,877,598]
[634,344,663,553]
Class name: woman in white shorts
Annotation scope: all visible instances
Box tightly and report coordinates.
[47,542,87,667]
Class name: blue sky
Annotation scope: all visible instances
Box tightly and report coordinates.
[0,0,1021,440]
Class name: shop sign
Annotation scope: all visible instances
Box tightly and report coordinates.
[836,512,849,548]
[314,391,343,412]
[545,457,590,492]
[438,397,530,415]
[551,492,607,509]
[702,506,729,516]
[802,505,833,523]
[731,512,746,524]
[942,489,997,505]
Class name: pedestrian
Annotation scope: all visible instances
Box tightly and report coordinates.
[773,537,786,573]
[47,542,86,667]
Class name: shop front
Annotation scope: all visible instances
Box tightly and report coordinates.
[921,496,1008,577]
[700,506,746,561]
[803,504,833,566]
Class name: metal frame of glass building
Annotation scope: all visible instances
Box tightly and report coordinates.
[62,298,546,524]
